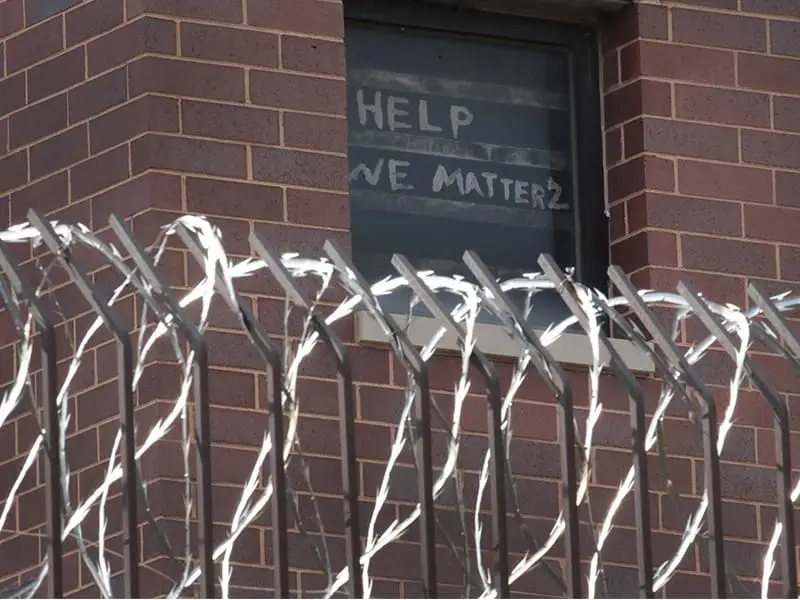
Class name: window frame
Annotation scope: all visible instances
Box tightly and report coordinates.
[343,0,608,293]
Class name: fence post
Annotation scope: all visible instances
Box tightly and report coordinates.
[539,254,654,598]
[0,238,63,598]
[461,250,581,597]
[609,266,727,597]
[109,216,219,598]
[391,253,510,599]
[679,282,797,597]
[323,239,438,598]
[249,233,364,599]
[173,222,294,597]
[26,209,140,598]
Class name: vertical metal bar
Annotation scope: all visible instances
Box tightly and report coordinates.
[249,233,364,598]
[461,250,581,597]
[390,253,510,599]
[109,215,220,597]
[323,239,438,598]
[680,283,797,598]
[0,239,63,597]
[538,255,653,598]
[748,285,799,599]
[27,209,140,597]
[609,266,726,598]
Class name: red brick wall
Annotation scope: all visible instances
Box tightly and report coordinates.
[0,0,799,596]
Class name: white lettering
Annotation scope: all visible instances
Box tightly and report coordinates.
[464,172,485,196]
[356,89,383,129]
[349,159,384,186]
[388,159,413,191]
[449,105,474,140]
[418,100,443,133]
[531,183,546,209]
[514,180,529,204]
[481,172,497,198]
[500,178,514,202]
[432,165,465,194]
[387,96,411,131]
[547,177,569,210]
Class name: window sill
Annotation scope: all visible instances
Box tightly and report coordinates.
[355,311,655,374]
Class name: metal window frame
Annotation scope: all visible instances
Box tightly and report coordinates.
[343,0,609,294]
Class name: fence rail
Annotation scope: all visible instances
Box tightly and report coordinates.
[0,208,799,598]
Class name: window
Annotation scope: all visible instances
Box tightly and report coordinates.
[344,0,606,328]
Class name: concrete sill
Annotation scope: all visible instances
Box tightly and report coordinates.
[355,310,656,374]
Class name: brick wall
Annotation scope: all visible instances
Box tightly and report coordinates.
[0,0,799,596]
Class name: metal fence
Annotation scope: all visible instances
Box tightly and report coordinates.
[0,208,799,598]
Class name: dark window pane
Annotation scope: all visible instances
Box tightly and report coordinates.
[345,20,583,327]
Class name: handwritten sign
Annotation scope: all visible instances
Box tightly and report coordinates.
[345,23,577,277]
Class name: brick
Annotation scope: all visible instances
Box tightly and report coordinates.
[250,70,345,116]
[247,0,343,37]
[5,14,63,73]
[66,0,123,45]
[627,192,742,236]
[283,112,346,153]
[625,117,738,162]
[181,100,279,145]
[682,235,776,277]
[780,246,800,281]
[675,85,769,128]
[281,35,345,77]
[0,119,7,156]
[769,20,800,57]
[602,3,667,51]
[70,145,130,201]
[678,160,772,204]
[90,171,181,225]
[611,229,678,271]
[9,95,67,148]
[742,130,800,170]
[774,96,800,134]
[603,51,618,90]
[606,127,622,166]
[252,147,347,191]
[9,171,68,223]
[0,72,26,117]
[739,54,800,95]
[604,79,671,127]
[128,56,245,102]
[68,67,127,125]
[27,46,85,103]
[127,0,242,22]
[741,0,800,16]
[185,177,283,220]
[776,171,800,208]
[180,22,278,68]
[131,133,247,178]
[622,40,734,85]
[0,150,28,194]
[25,0,78,24]
[608,155,674,201]
[237,219,348,259]
[87,16,176,76]
[672,9,766,52]
[0,0,24,37]
[286,188,349,229]
[744,204,800,244]
[646,267,746,306]
[29,124,88,179]
[90,95,179,153]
